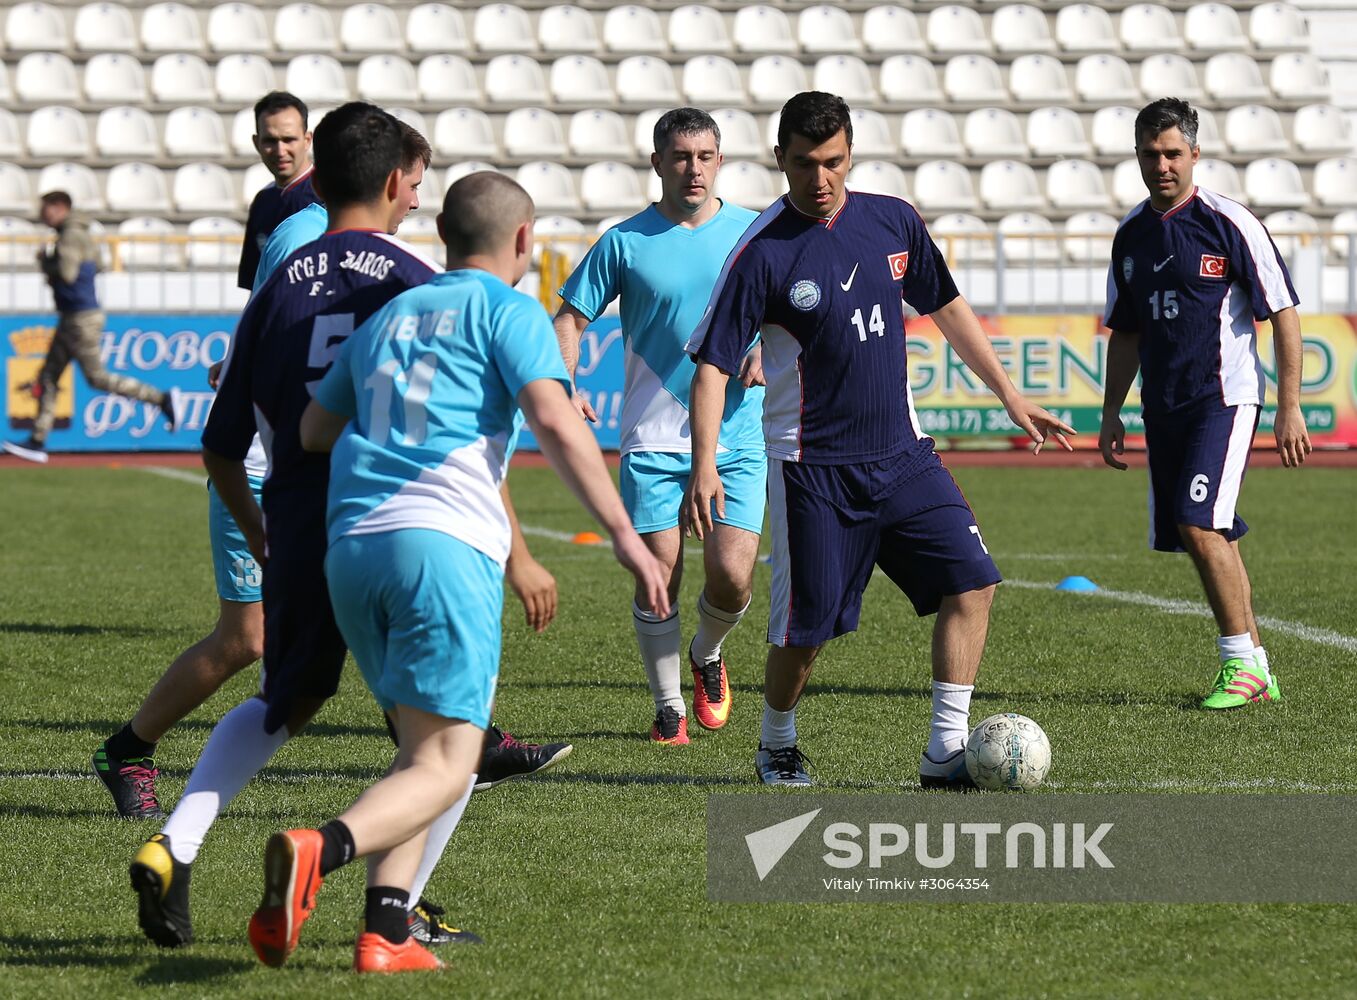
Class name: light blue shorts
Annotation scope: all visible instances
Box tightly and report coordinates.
[619,448,767,535]
[208,476,265,603]
[325,528,501,727]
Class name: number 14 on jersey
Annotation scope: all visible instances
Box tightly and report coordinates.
[850,303,885,342]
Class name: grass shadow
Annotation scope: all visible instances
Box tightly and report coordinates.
[0,935,249,981]
[9,718,389,740]
[0,621,168,638]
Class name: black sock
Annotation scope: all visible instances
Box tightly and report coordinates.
[364,886,411,944]
[318,819,356,876]
[105,723,156,762]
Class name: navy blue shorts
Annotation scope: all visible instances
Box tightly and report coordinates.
[1143,401,1257,553]
[766,449,1002,647]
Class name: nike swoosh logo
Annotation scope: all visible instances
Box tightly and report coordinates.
[839,263,859,291]
[1153,256,1174,272]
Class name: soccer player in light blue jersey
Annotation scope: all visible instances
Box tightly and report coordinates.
[554,108,765,746]
[267,172,668,973]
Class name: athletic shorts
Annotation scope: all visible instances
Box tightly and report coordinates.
[620,448,767,535]
[325,529,501,728]
[208,476,265,602]
[766,450,1002,647]
[1144,401,1257,553]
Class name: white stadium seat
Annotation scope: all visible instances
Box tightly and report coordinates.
[580,161,643,212]
[733,5,795,54]
[385,107,427,137]
[927,4,990,54]
[633,107,665,156]
[1120,4,1181,52]
[74,2,136,51]
[97,106,159,158]
[474,3,535,54]
[274,3,337,53]
[0,64,11,104]
[1270,54,1331,103]
[670,4,730,54]
[515,161,580,213]
[1055,4,1117,54]
[763,113,780,156]
[1140,55,1203,104]
[1047,159,1111,211]
[434,108,497,159]
[750,55,809,105]
[164,106,227,158]
[1205,54,1270,103]
[216,54,276,104]
[1262,210,1319,263]
[535,214,588,266]
[913,160,978,212]
[1091,106,1137,157]
[880,56,943,104]
[964,107,1026,158]
[980,159,1043,211]
[1028,107,1091,158]
[1313,157,1357,208]
[286,55,349,104]
[174,162,238,214]
[0,165,33,214]
[862,5,924,55]
[1076,55,1140,104]
[813,56,877,104]
[1250,3,1309,51]
[486,55,549,105]
[683,56,745,106]
[186,216,244,269]
[142,2,202,52]
[603,6,665,54]
[943,55,1006,104]
[931,213,995,264]
[84,54,146,105]
[596,214,628,234]
[208,3,268,52]
[1184,3,1247,52]
[1195,159,1245,201]
[1329,209,1357,258]
[0,216,38,268]
[39,162,103,212]
[17,53,80,104]
[504,107,566,159]
[798,5,860,54]
[230,108,256,156]
[152,53,215,104]
[617,56,679,106]
[715,161,779,210]
[1294,104,1354,155]
[0,111,21,159]
[1063,211,1118,264]
[1112,159,1147,208]
[418,56,480,104]
[847,161,909,200]
[27,106,90,159]
[341,3,403,53]
[241,162,273,204]
[849,108,895,158]
[1194,106,1221,159]
[6,2,67,51]
[539,5,599,54]
[443,161,499,192]
[992,4,1055,55]
[1225,105,1289,156]
[901,109,962,159]
[1010,54,1073,104]
[117,216,181,270]
[569,108,632,159]
[356,55,419,103]
[406,4,469,54]
[710,108,764,159]
[1245,158,1308,209]
[998,212,1059,263]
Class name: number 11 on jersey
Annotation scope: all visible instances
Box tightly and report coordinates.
[365,354,437,446]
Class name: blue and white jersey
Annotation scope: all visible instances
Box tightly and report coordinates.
[559,201,762,455]
[254,202,327,293]
[688,192,959,465]
[1105,186,1298,416]
[315,269,572,567]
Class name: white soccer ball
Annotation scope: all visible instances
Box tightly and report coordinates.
[964,713,1052,791]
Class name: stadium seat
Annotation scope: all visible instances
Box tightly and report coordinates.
[1054,4,1118,54]
[96,106,159,158]
[443,161,499,191]
[142,2,203,52]
[185,216,244,269]
[0,64,11,105]
[1195,159,1245,200]
[356,55,418,103]
[174,162,238,214]
[595,214,628,234]
[386,107,427,137]
[633,107,665,156]
[535,214,588,266]
[963,107,1026,157]
[715,161,779,210]
[1010,54,1073,104]
[74,2,136,51]
[1225,105,1289,156]
[710,107,764,159]
[27,106,91,159]
[1139,55,1203,103]
[750,55,810,106]
[515,161,580,213]
[0,165,32,214]
[1197,108,1226,158]
[0,111,21,159]
[927,4,990,54]
[992,4,1056,54]
[1328,209,1357,259]
[998,212,1059,263]
[862,5,924,55]
[152,53,215,104]
[763,112,781,156]
[39,162,102,212]
[931,213,995,264]
[474,3,535,53]
[504,107,566,159]
[849,108,895,158]
[980,160,1043,211]
[1250,3,1309,51]
[274,3,337,53]
[670,4,731,54]
[913,160,978,212]
[813,56,877,105]
[1313,157,1357,208]
[229,108,256,156]
[580,161,643,212]
[84,54,146,105]
[1245,158,1308,209]
[286,55,350,104]
[1261,209,1319,263]
[1091,106,1137,157]
[486,55,549,105]
[1062,211,1118,263]
[1112,159,1147,208]
[798,5,860,54]
[418,55,480,104]
[163,106,227,158]
[847,161,909,200]
[0,216,38,268]
[617,56,679,106]
[603,5,665,54]
[539,5,599,54]
[406,3,469,54]
[1204,54,1270,103]
[207,3,269,53]
[1047,159,1111,210]
[395,212,440,247]
[1184,3,1247,52]
[1270,54,1331,103]
[569,108,632,159]
[1026,107,1091,158]
[241,162,273,203]
[17,54,80,105]
[683,56,745,106]
[117,216,181,270]
[1120,4,1182,52]
[1293,104,1354,155]
[880,55,943,105]
[341,3,403,53]
[6,2,67,51]
[901,109,962,158]
[216,53,276,104]
[732,5,795,54]
[943,55,1006,104]
[1076,54,1140,104]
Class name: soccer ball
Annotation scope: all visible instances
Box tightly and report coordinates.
[964,713,1052,791]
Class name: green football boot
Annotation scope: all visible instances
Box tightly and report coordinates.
[1201,658,1282,710]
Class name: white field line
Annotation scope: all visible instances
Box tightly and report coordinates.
[142,465,205,486]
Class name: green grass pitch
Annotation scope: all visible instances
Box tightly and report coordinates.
[1,461,1354,997]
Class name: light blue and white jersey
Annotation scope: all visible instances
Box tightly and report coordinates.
[315,268,571,566]
[252,202,328,293]
[558,201,763,455]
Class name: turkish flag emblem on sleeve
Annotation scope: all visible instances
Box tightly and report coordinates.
[1199,254,1228,278]
[888,251,910,280]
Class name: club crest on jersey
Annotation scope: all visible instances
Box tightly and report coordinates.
[1199,254,1228,278]
[789,279,821,311]
[1122,256,1134,282]
[887,251,910,280]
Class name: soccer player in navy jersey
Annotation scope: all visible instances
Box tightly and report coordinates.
[1100,98,1310,710]
[237,91,320,290]
[685,91,1074,789]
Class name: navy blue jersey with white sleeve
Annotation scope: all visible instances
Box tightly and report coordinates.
[237,167,320,290]
[687,192,959,465]
[1104,186,1298,416]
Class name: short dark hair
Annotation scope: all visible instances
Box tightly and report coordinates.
[312,102,402,209]
[253,90,309,132]
[1135,97,1199,150]
[441,172,533,258]
[396,120,432,171]
[652,107,721,155]
[40,190,72,209]
[777,91,853,151]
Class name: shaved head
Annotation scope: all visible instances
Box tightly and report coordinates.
[441,172,534,257]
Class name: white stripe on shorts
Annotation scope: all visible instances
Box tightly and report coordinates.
[766,458,793,647]
[1213,403,1257,529]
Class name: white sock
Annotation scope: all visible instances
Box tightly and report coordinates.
[926,681,974,760]
[634,602,683,714]
[690,592,748,665]
[407,773,476,906]
[760,702,797,749]
[1253,646,1270,677]
[1217,633,1255,664]
[161,697,289,864]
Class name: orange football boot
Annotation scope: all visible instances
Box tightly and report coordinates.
[354,932,444,973]
[690,647,732,730]
[248,829,325,967]
[650,706,690,745]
